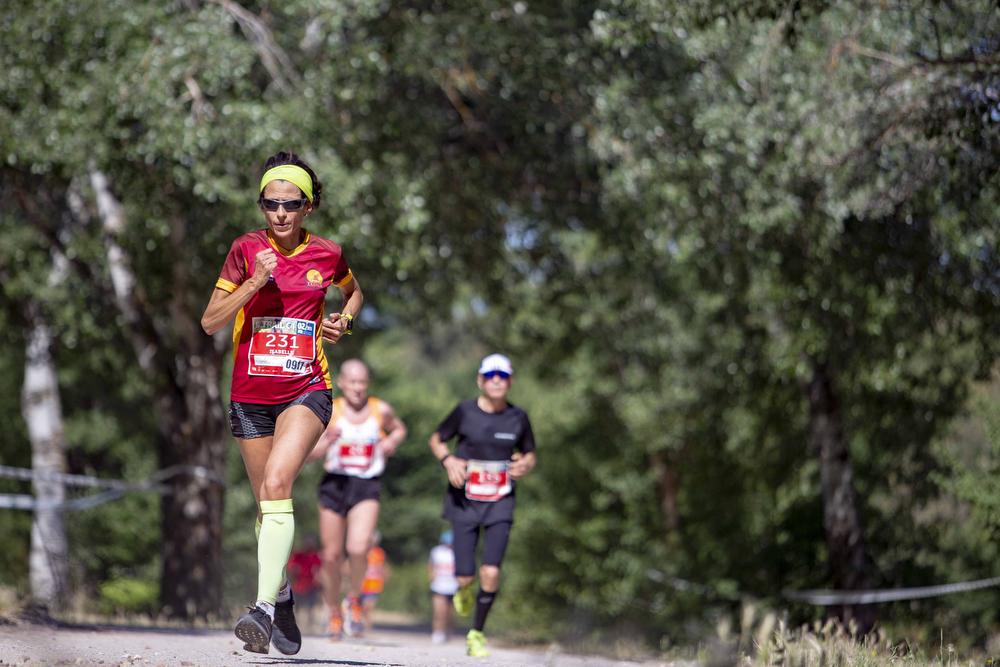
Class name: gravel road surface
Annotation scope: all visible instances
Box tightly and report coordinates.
[0,620,675,667]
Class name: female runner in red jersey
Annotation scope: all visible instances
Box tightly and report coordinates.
[201,151,362,655]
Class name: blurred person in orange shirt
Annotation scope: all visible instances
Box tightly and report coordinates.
[360,530,389,631]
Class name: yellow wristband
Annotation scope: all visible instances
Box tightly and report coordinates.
[340,312,354,335]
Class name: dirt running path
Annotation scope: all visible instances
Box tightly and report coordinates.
[0,621,675,667]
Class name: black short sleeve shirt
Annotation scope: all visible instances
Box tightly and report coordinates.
[435,399,536,525]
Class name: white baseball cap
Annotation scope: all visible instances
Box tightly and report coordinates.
[478,353,513,375]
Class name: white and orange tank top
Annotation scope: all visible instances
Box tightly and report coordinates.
[323,397,386,478]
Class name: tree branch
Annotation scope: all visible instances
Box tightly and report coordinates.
[206,0,301,92]
[89,168,177,384]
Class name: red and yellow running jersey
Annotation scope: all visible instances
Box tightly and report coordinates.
[215,229,353,404]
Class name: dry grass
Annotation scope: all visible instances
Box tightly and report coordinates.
[694,602,989,667]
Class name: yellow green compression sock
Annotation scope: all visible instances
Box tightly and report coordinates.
[257,499,295,605]
[256,515,290,599]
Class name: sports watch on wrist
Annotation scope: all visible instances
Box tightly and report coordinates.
[341,312,354,335]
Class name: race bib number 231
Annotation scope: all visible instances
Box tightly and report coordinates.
[248,317,316,377]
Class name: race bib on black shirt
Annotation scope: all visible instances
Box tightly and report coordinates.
[464,460,512,502]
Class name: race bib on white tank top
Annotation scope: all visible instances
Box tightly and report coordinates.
[324,398,385,478]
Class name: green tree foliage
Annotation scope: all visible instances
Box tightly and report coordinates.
[1,0,998,646]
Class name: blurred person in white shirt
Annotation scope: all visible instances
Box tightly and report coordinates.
[428,530,459,644]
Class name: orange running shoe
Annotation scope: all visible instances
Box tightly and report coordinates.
[327,611,343,640]
[346,595,365,637]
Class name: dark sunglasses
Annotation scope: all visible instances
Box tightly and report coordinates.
[261,197,309,212]
[482,370,511,380]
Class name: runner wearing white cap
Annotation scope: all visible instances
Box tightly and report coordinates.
[428,353,537,658]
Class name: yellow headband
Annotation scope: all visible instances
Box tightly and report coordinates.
[259,164,314,203]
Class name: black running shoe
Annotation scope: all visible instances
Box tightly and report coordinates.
[271,591,302,655]
[234,605,272,654]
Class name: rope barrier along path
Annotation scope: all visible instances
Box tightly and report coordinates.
[782,576,1000,605]
[0,464,225,512]
[646,568,1000,606]
[646,569,742,601]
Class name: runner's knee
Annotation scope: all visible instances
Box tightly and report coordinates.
[321,547,344,567]
[479,565,500,589]
[261,472,294,500]
[345,541,368,560]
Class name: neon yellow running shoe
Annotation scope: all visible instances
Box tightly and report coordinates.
[466,629,489,657]
[453,584,475,617]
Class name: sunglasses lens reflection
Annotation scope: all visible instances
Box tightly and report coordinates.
[262,198,306,211]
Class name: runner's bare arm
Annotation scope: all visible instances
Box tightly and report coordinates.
[508,451,536,480]
[430,431,467,488]
[306,423,341,462]
[377,402,407,458]
[322,277,363,344]
[201,249,277,335]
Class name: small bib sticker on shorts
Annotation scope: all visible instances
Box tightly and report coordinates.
[465,460,511,502]
[248,317,316,377]
[339,440,376,470]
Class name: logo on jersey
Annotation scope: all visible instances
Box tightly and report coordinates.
[494,432,516,440]
[306,269,323,287]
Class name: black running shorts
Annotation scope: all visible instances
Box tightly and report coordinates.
[229,390,332,439]
[451,520,512,577]
[317,472,381,516]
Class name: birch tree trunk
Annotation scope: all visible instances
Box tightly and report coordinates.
[22,300,68,610]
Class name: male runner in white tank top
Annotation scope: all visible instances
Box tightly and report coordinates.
[308,359,406,638]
